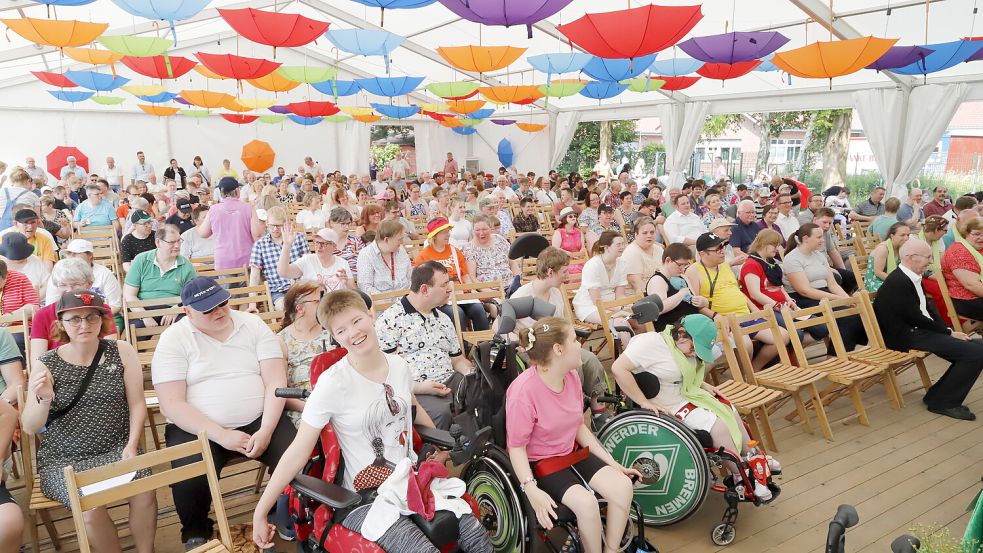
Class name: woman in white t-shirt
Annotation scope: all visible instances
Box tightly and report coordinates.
[277,224,355,292]
[571,230,628,324]
[448,199,472,248]
[296,193,328,230]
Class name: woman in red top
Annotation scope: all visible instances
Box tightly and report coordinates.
[505,317,639,553]
[942,216,983,320]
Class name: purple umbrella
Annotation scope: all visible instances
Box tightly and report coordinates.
[173,96,191,105]
[491,119,515,125]
[866,45,935,71]
[678,31,789,64]
[268,105,290,114]
[437,0,574,38]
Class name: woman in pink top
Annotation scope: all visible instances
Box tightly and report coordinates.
[552,207,585,274]
[505,317,639,553]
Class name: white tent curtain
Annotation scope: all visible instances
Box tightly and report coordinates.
[854,84,968,199]
[337,121,371,175]
[549,111,583,169]
[657,101,711,188]
[413,121,435,175]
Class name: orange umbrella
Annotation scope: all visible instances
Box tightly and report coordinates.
[439,117,464,128]
[1,18,108,49]
[180,89,235,108]
[516,122,546,132]
[222,98,254,112]
[246,71,301,92]
[241,140,276,172]
[193,65,230,80]
[354,114,382,123]
[447,99,486,114]
[63,47,122,66]
[436,45,526,73]
[771,37,897,79]
[138,104,179,116]
[478,85,542,104]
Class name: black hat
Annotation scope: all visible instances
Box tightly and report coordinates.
[696,232,726,252]
[181,276,231,312]
[56,290,110,316]
[176,198,193,212]
[13,209,39,224]
[130,209,153,224]
[218,176,241,193]
[0,233,32,261]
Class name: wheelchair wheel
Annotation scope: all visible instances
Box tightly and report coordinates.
[597,410,712,526]
[712,523,736,546]
[463,445,532,553]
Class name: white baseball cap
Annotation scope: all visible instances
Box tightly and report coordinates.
[66,239,93,253]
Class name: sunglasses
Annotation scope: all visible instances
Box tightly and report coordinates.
[382,383,399,416]
[201,299,229,315]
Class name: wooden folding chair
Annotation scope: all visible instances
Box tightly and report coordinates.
[714,320,785,452]
[724,310,832,440]
[227,283,274,312]
[850,290,932,394]
[849,255,871,297]
[371,289,410,314]
[190,256,216,270]
[451,280,504,351]
[596,294,643,363]
[16,387,65,552]
[64,432,235,553]
[559,281,604,353]
[853,233,880,258]
[520,257,538,284]
[933,272,983,334]
[255,310,285,333]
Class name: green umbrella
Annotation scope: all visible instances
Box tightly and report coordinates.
[322,115,351,122]
[457,118,481,126]
[258,115,288,124]
[180,109,211,117]
[276,66,338,84]
[538,80,585,97]
[90,96,125,105]
[98,35,172,57]
[426,81,478,99]
[623,77,667,92]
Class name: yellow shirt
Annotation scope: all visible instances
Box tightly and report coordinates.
[28,233,56,263]
[216,168,238,180]
[696,262,750,316]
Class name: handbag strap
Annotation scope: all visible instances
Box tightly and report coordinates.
[46,340,106,426]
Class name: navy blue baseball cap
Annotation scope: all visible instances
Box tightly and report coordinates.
[217,176,241,193]
[181,276,231,312]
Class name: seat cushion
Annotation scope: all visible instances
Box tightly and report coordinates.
[409,510,460,547]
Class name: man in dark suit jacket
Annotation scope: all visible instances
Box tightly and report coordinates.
[873,238,983,420]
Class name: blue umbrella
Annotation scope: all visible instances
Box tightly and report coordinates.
[581,54,657,81]
[527,52,592,83]
[892,40,983,74]
[311,79,363,97]
[452,126,477,135]
[649,57,703,76]
[109,0,210,43]
[754,56,780,72]
[137,91,179,103]
[288,114,323,126]
[497,138,514,167]
[63,70,130,92]
[579,80,629,100]
[466,108,495,119]
[370,103,420,119]
[355,76,424,97]
[49,90,94,102]
[325,29,405,72]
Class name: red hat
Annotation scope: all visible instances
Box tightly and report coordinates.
[426,217,454,239]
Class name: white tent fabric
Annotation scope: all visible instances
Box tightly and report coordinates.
[338,122,371,175]
[657,101,711,188]
[854,84,969,199]
[549,111,583,169]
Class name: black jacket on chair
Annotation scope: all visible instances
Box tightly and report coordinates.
[873,268,948,352]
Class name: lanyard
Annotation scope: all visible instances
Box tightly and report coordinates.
[700,262,720,309]
[381,251,395,281]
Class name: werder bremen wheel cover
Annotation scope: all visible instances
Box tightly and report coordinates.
[598,411,711,525]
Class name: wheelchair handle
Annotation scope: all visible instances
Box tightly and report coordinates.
[275,387,310,399]
[595,394,621,405]
[890,535,920,553]
[825,504,859,553]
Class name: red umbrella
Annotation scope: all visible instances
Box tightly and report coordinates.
[655,75,701,91]
[46,146,88,179]
[120,55,197,79]
[220,114,260,124]
[32,71,77,87]
[286,101,340,117]
[557,4,703,59]
[695,60,761,80]
[218,8,329,54]
[194,52,281,80]
[421,110,453,121]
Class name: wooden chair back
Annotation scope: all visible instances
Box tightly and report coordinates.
[853,233,880,257]
[451,280,505,349]
[822,295,875,356]
[849,255,871,298]
[724,309,792,381]
[371,289,409,314]
[779,301,837,365]
[227,283,274,312]
[520,257,538,284]
[932,272,970,333]
[596,293,643,360]
[714,318,749,385]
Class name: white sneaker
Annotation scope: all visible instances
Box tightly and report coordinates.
[753,481,773,501]
[766,455,781,474]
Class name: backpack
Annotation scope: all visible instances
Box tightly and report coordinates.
[451,339,523,442]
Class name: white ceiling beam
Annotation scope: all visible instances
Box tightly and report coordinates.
[746,0,946,32]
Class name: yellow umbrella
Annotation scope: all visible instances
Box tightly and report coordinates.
[436,45,526,73]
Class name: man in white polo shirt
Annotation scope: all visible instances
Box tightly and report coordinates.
[152,276,293,550]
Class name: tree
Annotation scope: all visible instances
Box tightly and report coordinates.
[557,120,638,175]
[819,109,852,190]
[703,114,743,139]
[743,112,812,176]
[370,125,414,144]
[370,143,401,168]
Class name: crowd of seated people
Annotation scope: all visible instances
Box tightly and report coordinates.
[0,151,982,553]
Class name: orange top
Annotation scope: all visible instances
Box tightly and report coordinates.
[414,244,469,282]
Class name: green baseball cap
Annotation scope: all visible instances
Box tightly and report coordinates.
[680,314,718,363]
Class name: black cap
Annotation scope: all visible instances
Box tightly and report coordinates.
[218,176,240,193]
[56,290,110,316]
[130,209,153,224]
[696,232,726,252]
[0,233,33,261]
[13,208,39,223]
[176,198,193,212]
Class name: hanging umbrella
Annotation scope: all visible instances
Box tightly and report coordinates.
[222,99,253,113]
[247,72,301,92]
[516,122,546,132]
[323,115,351,122]
[513,95,542,105]
[236,99,276,110]
[427,81,479,99]
[220,114,260,124]
[181,109,210,117]
[581,54,657,81]
[349,0,437,25]
[491,119,515,125]
[49,90,93,102]
[527,52,592,77]
[194,65,230,80]
[122,84,166,96]
[370,103,420,119]
[63,71,129,91]
[457,118,481,126]
[108,0,210,43]
[120,54,196,79]
[421,110,453,121]
[1,18,108,49]
[288,114,323,125]
[138,104,180,116]
[241,140,275,171]
[478,85,542,104]
[865,45,934,71]
[557,4,703,59]
[195,52,281,80]
[173,97,190,105]
[32,0,95,6]
[466,108,495,119]
[417,102,447,111]
[180,90,235,108]
[218,8,328,55]
[539,79,586,97]
[311,79,362,97]
[771,37,897,78]
[325,29,405,72]
[267,105,289,114]
[447,99,486,114]
[340,106,375,115]
[623,77,667,92]
[98,34,172,56]
[90,96,125,105]
[64,47,123,66]
[892,40,983,74]
[46,146,88,178]
[649,57,704,76]
[452,126,477,135]
[755,56,780,72]
[354,114,382,123]
[277,66,337,83]
[696,60,761,80]
[286,101,340,117]
[678,31,789,64]
[355,76,424,97]
[437,0,574,38]
[136,91,179,103]
[32,71,77,87]
[436,45,526,73]
[258,115,287,124]
[579,81,629,100]
[439,117,463,127]
[497,138,514,166]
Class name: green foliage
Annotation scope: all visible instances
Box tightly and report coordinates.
[808,109,851,156]
[370,143,401,168]
[703,114,743,139]
[557,120,639,175]
[370,125,414,145]
[909,523,980,553]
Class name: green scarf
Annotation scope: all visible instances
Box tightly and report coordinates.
[660,326,743,447]
[953,224,983,279]
[886,241,898,273]
[918,229,942,272]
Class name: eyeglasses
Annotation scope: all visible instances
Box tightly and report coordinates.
[62,313,102,327]
[674,260,692,270]
[707,245,726,253]
[159,237,183,246]
[201,299,229,315]
[382,383,399,416]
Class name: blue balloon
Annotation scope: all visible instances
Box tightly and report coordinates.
[349,0,437,7]
[49,90,94,102]
[63,70,129,92]
[582,54,657,81]
[288,115,324,126]
[371,103,420,119]
[311,79,363,97]
[137,92,179,103]
[649,57,704,76]
[497,139,514,168]
[527,52,593,75]
[325,29,405,72]
[356,76,424,97]
[466,108,495,119]
[579,81,628,100]
[109,0,210,42]
[452,126,477,136]
[892,40,983,74]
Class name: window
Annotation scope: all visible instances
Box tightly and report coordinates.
[770,139,802,163]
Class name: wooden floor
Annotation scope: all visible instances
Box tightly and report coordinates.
[11,353,983,553]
